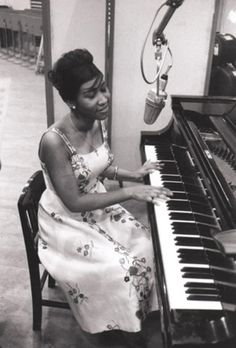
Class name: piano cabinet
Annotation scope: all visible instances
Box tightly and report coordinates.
[140,96,236,348]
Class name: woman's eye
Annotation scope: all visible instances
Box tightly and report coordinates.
[85,92,95,99]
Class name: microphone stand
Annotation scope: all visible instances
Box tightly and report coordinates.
[154,37,168,102]
[152,0,184,98]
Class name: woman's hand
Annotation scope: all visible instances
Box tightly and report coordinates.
[125,184,172,204]
[134,160,163,181]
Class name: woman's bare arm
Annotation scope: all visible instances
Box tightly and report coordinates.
[39,132,171,213]
[102,160,163,182]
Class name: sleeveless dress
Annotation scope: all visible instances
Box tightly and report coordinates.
[38,121,158,334]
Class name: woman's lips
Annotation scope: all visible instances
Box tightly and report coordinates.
[97,106,108,114]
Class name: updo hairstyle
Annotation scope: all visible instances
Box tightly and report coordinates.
[48,49,102,103]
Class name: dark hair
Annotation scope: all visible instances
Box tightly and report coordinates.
[48,49,102,103]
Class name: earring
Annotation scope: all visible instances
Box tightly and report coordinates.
[68,103,76,110]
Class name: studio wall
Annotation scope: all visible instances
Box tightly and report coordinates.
[219,0,236,36]
[111,0,216,170]
[49,0,106,120]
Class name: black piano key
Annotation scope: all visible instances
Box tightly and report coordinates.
[184,282,217,289]
[161,175,182,182]
[171,192,209,204]
[172,222,199,235]
[197,224,220,237]
[187,294,221,301]
[170,212,217,227]
[211,269,236,283]
[190,202,213,216]
[161,175,198,185]
[179,256,209,265]
[181,267,213,279]
[172,222,218,238]
[155,147,174,160]
[178,250,210,264]
[174,236,219,250]
[167,200,213,217]
[181,267,212,274]
[163,182,185,191]
[182,272,214,279]
[193,215,217,227]
[167,200,192,211]
[178,249,234,269]
[185,288,219,295]
[159,162,179,174]
[178,249,219,259]
[170,212,196,221]
[184,183,205,195]
[175,236,202,246]
[178,166,197,176]
[217,284,236,304]
[205,250,235,268]
[163,182,204,196]
[171,192,189,200]
[202,239,220,250]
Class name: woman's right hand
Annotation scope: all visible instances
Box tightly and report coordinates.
[125,184,173,204]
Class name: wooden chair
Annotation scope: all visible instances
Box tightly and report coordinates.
[17,170,69,331]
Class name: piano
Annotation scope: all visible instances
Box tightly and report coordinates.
[140,96,236,348]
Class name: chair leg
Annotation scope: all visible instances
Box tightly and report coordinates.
[32,296,42,331]
[48,274,56,289]
[28,261,42,330]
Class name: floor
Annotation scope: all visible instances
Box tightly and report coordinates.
[0,58,163,347]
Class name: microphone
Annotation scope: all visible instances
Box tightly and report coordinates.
[143,74,168,125]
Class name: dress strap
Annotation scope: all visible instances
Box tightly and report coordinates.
[50,127,77,155]
[101,121,108,143]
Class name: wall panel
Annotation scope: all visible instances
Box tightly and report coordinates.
[50,0,106,120]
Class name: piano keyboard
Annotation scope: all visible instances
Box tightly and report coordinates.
[144,143,223,310]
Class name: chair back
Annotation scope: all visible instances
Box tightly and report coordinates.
[18,170,46,264]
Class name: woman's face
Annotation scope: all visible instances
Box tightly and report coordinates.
[75,76,110,120]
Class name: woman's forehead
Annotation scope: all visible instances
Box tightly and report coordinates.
[80,75,103,92]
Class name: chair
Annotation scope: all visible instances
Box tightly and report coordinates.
[17,170,69,331]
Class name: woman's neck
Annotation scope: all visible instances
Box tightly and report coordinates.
[69,111,95,133]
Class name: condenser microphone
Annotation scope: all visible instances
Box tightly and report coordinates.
[143,74,168,125]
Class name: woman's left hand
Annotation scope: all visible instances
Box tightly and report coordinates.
[135,160,163,181]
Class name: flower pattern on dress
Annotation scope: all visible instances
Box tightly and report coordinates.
[50,211,63,223]
[122,256,152,321]
[38,236,47,249]
[76,240,94,257]
[104,141,114,166]
[71,155,91,193]
[66,283,88,304]
[106,321,121,330]
[81,215,153,321]
[106,206,149,232]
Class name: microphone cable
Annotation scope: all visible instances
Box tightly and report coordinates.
[140,1,173,85]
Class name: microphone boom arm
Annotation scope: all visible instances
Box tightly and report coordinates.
[152,0,184,45]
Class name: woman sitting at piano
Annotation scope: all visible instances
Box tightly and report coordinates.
[38,48,171,347]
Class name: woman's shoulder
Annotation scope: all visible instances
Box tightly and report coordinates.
[39,119,71,162]
[41,115,70,144]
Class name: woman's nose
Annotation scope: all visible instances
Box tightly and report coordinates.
[98,91,110,105]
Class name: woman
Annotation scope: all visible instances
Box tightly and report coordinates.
[38,48,171,347]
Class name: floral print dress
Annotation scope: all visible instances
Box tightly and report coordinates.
[38,121,158,334]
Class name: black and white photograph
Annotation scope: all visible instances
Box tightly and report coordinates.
[1,1,236,347]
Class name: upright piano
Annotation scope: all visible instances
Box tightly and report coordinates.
[140,96,236,348]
